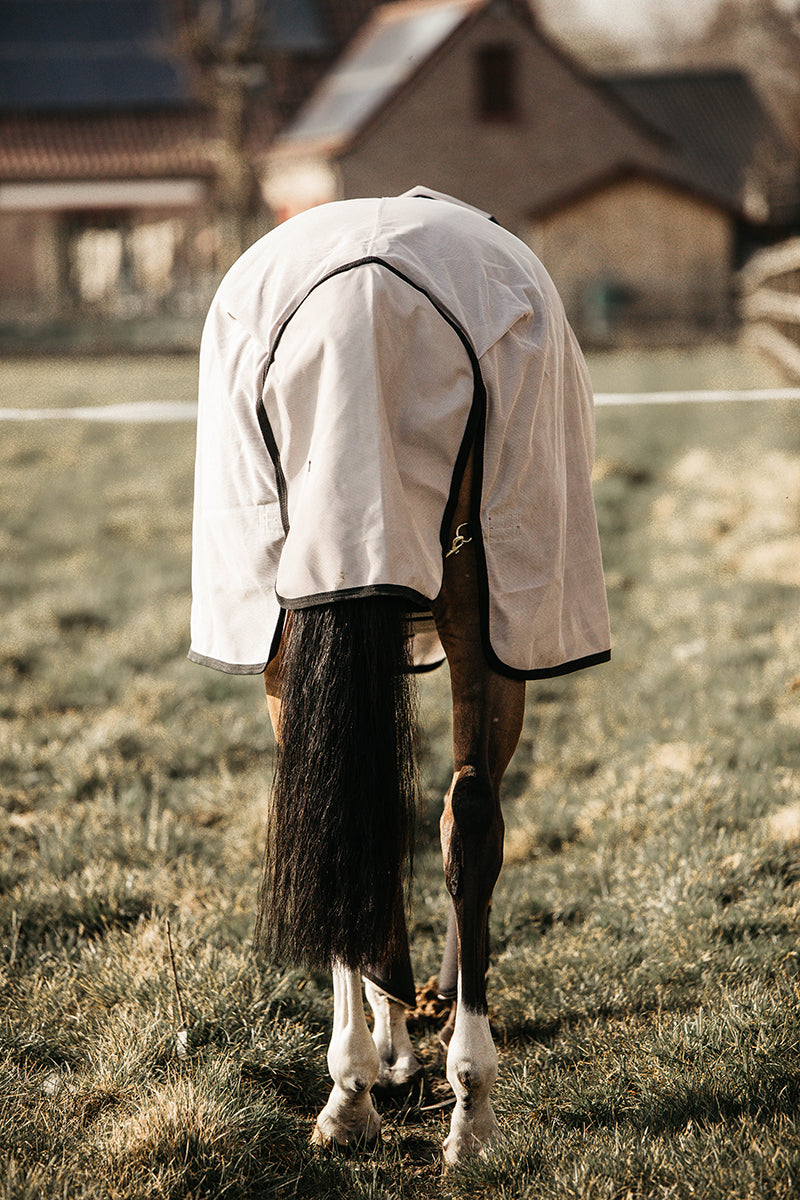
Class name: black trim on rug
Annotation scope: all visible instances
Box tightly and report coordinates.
[409,657,446,674]
[266,606,286,666]
[255,399,290,535]
[253,257,611,683]
[187,649,267,675]
[276,582,431,610]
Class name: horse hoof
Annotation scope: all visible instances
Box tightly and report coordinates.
[311,1103,381,1150]
[372,1060,426,1105]
[442,1121,503,1167]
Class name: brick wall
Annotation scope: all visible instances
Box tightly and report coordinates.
[337,8,660,232]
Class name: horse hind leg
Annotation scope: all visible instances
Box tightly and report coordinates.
[436,897,492,1059]
[440,765,505,1164]
[364,980,424,1094]
[363,893,424,1095]
[432,450,526,1165]
[312,965,381,1148]
[262,672,380,1145]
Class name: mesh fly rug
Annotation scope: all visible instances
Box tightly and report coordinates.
[189,189,610,679]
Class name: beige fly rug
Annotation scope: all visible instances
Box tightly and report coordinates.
[189,188,610,678]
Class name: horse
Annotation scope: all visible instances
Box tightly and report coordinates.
[189,188,611,1164]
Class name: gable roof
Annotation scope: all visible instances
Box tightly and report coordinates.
[0,0,330,186]
[605,69,800,222]
[274,0,481,155]
[268,0,674,172]
[271,1,799,228]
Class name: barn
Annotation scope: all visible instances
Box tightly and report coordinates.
[0,0,356,334]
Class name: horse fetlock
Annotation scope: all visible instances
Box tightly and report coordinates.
[447,1056,496,1107]
[334,1056,379,1095]
[375,1052,424,1092]
[456,1067,474,1095]
[445,1007,498,1123]
[327,1008,381,1095]
[372,1034,424,1091]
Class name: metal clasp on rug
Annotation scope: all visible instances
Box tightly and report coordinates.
[446,523,473,558]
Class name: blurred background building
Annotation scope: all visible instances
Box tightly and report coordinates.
[1,0,799,354]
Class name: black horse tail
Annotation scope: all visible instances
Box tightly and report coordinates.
[253,597,418,972]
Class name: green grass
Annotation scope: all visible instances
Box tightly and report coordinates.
[1,349,800,1197]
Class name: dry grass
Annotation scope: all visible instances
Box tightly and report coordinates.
[1,349,799,1198]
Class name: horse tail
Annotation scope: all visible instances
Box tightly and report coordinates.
[253,597,418,972]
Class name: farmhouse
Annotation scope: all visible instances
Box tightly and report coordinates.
[1,0,797,345]
[265,0,800,344]
[0,0,367,331]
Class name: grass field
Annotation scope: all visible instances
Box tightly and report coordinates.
[1,348,800,1198]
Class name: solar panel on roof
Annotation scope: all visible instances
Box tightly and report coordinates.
[1,0,166,43]
[0,0,329,112]
[265,0,330,51]
[283,1,470,145]
[0,0,186,110]
[200,0,328,52]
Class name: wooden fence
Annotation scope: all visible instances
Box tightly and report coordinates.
[740,236,800,380]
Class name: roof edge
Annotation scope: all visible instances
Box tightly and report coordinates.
[527,161,747,223]
[269,0,485,158]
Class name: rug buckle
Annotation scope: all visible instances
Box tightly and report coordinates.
[446,523,473,558]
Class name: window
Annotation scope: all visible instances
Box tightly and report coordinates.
[66,214,128,306]
[475,43,517,121]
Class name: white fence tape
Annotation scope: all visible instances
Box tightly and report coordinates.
[1,389,800,422]
[0,400,198,422]
[594,387,800,406]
